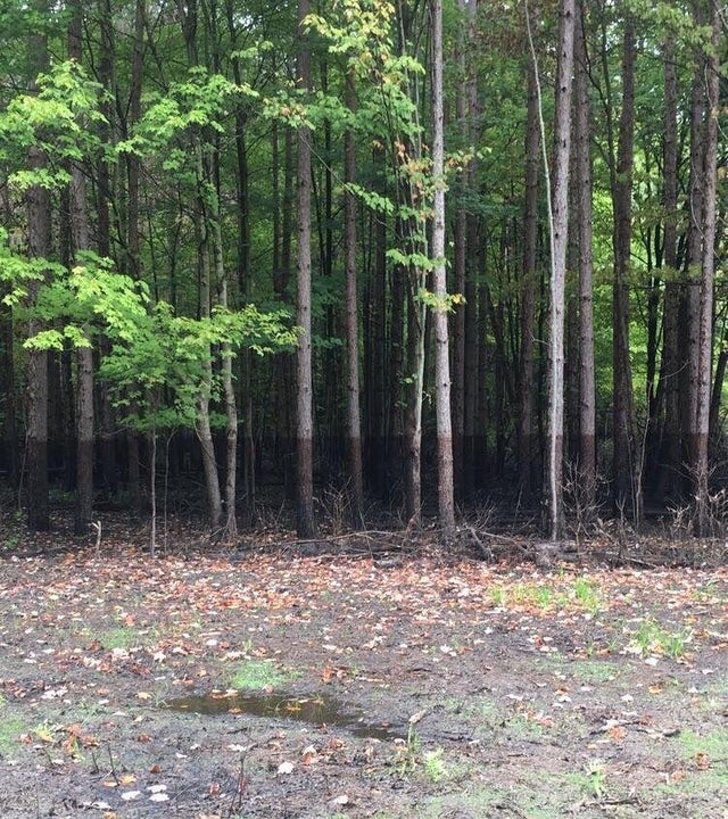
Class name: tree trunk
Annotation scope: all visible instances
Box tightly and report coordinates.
[344,72,364,525]
[430,0,455,537]
[211,160,238,542]
[404,284,426,524]
[656,33,681,504]
[273,124,296,499]
[96,0,119,497]
[544,0,575,540]
[611,13,636,520]
[226,0,255,525]
[68,0,95,537]
[694,1,720,534]
[25,4,51,532]
[519,57,539,500]
[574,0,596,509]
[296,0,316,538]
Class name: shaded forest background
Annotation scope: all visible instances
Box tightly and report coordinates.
[1,0,727,543]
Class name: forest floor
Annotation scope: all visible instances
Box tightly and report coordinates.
[0,511,727,818]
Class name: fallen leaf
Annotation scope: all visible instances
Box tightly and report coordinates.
[147,784,167,793]
[695,752,711,770]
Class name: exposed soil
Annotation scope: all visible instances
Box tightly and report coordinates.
[0,514,727,818]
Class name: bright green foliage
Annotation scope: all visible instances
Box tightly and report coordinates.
[0,59,104,187]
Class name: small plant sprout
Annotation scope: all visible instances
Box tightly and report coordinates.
[423,747,447,782]
[585,758,607,798]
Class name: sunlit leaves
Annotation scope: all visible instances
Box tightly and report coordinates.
[0,59,105,186]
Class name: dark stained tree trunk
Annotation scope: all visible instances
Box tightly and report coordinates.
[519,57,539,500]
[611,13,636,520]
[463,210,480,498]
[344,72,364,524]
[656,32,681,504]
[68,0,95,537]
[574,0,595,509]
[683,3,706,503]
[25,3,51,532]
[96,0,118,497]
[364,148,389,498]
[404,281,426,524]
[226,0,255,525]
[0,293,17,485]
[296,0,316,538]
[273,123,296,499]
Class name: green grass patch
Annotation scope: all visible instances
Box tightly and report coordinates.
[0,714,27,757]
[228,659,295,691]
[565,658,620,684]
[626,617,692,659]
[570,577,604,614]
[678,727,728,762]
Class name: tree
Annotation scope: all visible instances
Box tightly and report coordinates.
[694,0,720,533]
[296,0,316,538]
[611,11,637,519]
[344,71,364,524]
[430,0,455,537]
[68,0,94,536]
[574,0,595,510]
[542,0,575,540]
[24,1,51,532]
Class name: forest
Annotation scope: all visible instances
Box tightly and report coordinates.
[1,0,726,545]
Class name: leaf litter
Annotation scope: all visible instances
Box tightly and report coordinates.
[0,526,726,817]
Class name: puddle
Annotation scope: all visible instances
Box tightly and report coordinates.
[164,691,403,740]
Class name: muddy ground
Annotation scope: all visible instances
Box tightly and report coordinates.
[0,516,727,818]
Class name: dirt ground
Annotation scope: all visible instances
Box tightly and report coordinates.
[0,515,727,818]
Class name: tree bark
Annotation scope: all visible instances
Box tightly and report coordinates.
[68,0,95,537]
[430,0,455,537]
[656,33,681,504]
[694,0,720,534]
[25,4,51,532]
[344,72,364,525]
[296,0,316,538]
[545,0,575,540]
[611,13,636,520]
[519,57,540,500]
[574,0,595,509]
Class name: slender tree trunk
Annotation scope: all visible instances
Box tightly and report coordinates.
[344,72,364,525]
[96,0,119,497]
[684,2,706,501]
[657,33,681,504]
[544,0,575,540]
[404,284,426,524]
[0,291,16,485]
[211,162,238,541]
[226,0,255,525]
[694,1,720,534]
[194,149,223,533]
[68,0,95,537]
[364,150,389,497]
[430,0,455,537]
[519,57,539,500]
[296,0,316,538]
[574,0,595,509]
[273,124,296,499]
[452,0,472,500]
[611,14,636,520]
[25,4,51,532]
